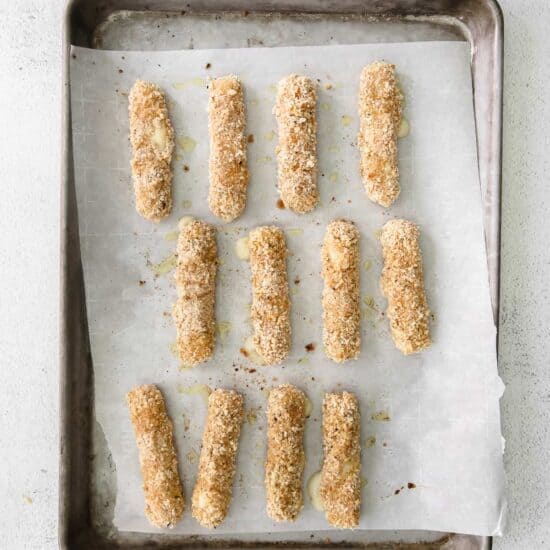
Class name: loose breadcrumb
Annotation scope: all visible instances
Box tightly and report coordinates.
[265,384,307,522]
[358,62,403,208]
[127,385,184,528]
[172,218,217,365]
[274,75,319,214]
[208,75,249,222]
[128,80,175,221]
[380,219,431,354]
[191,389,244,528]
[320,392,361,529]
[249,226,291,365]
[322,220,361,362]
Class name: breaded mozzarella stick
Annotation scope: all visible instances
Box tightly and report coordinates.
[322,220,361,362]
[191,389,244,528]
[172,218,217,366]
[265,384,307,522]
[358,62,403,208]
[274,75,319,213]
[380,218,431,355]
[208,75,249,222]
[128,80,174,221]
[320,392,361,529]
[127,385,184,528]
[249,226,291,365]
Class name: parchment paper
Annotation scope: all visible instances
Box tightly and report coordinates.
[70,41,506,536]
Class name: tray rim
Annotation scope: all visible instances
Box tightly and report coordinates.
[59,1,503,548]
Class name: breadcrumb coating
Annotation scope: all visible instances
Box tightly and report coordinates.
[320,392,361,529]
[274,75,319,214]
[322,220,361,363]
[191,389,244,528]
[172,218,217,365]
[358,62,403,208]
[127,385,184,528]
[380,218,431,355]
[208,75,249,222]
[128,80,174,221]
[265,384,307,522]
[249,226,291,365]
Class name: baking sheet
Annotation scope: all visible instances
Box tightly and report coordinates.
[69,41,505,537]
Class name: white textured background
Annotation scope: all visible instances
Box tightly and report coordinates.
[0,1,548,548]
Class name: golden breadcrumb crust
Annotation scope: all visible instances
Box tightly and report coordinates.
[128,80,174,221]
[191,389,244,528]
[320,391,361,529]
[358,62,403,208]
[380,218,431,355]
[127,384,184,528]
[265,384,307,522]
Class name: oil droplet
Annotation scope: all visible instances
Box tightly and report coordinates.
[177,384,211,403]
[321,102,331,111]
[245,407,259,425]
[179,215,194,227]
[304,397,313,417]
[365,435,376,448]
[372,410,391,422]
[177,136,196,153]
[363,295,376,310]
[22,495,33,504]
[361,477,368,488]
[329,172,339,183]
[186,448,199,463]
[328,145,340,154]
[216,321,231,342]
[243,335,267,365]
[363,260,372,271]
[164,231,178,242]
[181,199,192,209]
[307,471,324,511]
[173,78,205,90]
[175,153,182,161]
[290,287,298,296]
[287,228,303,237]
[341,115,352,127]
[235,236,250,260]
[151,253,177,276]
[178,363,195,372]
[374,228,383,239]
[264,130,275,141]
[169,342,178,355]
[398,117,410,138]
[257,155,272,165]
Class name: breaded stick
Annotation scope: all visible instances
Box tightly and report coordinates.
[172,218,217,366]
[265,384,307,522]
[208,75,249,222]
[249,226,291,365]
[322,220,361,363]
[128,80,174,221]
[358,62,403,208]
[380,218,431,354]
[320,392,361,529]
[191,389,244,528]
[274,75,318,214]
[127,384,184,528]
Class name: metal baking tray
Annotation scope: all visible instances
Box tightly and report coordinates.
[60,1,503,548]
